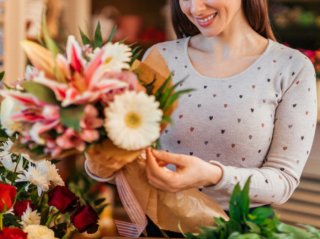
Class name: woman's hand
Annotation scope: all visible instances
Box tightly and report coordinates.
[146,148,223,193]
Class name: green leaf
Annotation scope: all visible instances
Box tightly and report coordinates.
[22,81,58,105]
[155,75,172,99]
[250,207,275,224]
[163,88,194,111]
[107,25,117,43]
[94,198,106,206]
[42,15,60,56]
[93,22,103,48]
[277,223,315,239]
[240,176,251,219]
[228,232,262,239]
[80,28,91,45]
[60,105,85,131]
[301,225,320,237]
[245,221,261,234]
[0,71,5,82]
[229,183,242,222]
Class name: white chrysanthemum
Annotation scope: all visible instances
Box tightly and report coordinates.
[36,160,64,187]
[0,140,24,173]
[17,160,64,195]
[20,206,41,228]
[104,91,163,150]
[102,42,132,71]
[17,166,50,196]
[0,154,24,173]
[24,225,58,239]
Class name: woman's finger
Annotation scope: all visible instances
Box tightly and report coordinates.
[151,149,187,167]
[146,148,172,182]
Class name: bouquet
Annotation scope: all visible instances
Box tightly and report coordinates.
[0,25,228,237]
[0,125,106,239]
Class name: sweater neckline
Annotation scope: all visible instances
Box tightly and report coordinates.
[183,36,274,81]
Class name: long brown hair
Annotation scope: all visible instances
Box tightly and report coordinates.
[170,0,276,40]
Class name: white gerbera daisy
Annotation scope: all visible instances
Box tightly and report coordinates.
[104,91,163,150]
[20,206,41,228]
[102,42,132,71]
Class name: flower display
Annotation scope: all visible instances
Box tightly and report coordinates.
[0,127,102,238]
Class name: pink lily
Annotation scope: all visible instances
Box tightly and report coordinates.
[66,36,86,73]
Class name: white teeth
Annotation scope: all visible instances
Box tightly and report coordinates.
[197,13,217,24]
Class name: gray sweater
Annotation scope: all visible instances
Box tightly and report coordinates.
[153,37,317,210]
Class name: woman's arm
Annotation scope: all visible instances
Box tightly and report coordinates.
[209,58,317,205]
[146,57,317,205]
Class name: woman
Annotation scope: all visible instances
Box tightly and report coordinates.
[86,0,317,237]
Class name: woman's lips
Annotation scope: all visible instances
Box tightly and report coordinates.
[195,12,218,28]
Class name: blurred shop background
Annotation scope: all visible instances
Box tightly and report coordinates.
[0,0,319,237]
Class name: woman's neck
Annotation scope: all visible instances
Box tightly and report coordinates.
[191,11,268,60]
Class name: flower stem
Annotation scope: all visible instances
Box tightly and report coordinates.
[61,227,75,239]
[0,213,3,231]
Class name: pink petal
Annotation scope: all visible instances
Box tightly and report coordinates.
[67,36,85,73]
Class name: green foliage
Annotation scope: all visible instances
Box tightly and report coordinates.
[22,81,59,105]
[80,22,114,48]
[60,105,85,132]
[185,178,320,239]
[42,15,60,56]
[93,22,103,48]
[152,74,194,123]
[130,45,143,66]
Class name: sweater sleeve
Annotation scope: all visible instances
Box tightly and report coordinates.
[209,57,317,205]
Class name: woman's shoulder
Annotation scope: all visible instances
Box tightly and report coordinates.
[154,37,188,50]
[270,40,314,71]
[142,38,189,61]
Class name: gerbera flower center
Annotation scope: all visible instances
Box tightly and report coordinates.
[124,112,142,129]
[105,57,113,64]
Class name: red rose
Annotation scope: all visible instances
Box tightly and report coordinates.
[0,183,17,212]
[0,227,27,239]
[71,205,99,234]
[48,186,79,213]
[13,200,35,218]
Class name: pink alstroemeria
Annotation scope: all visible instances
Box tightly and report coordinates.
[56,128,86,152]
[79,105,103,143]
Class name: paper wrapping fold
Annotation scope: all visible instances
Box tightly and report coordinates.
[122,158,229,233]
